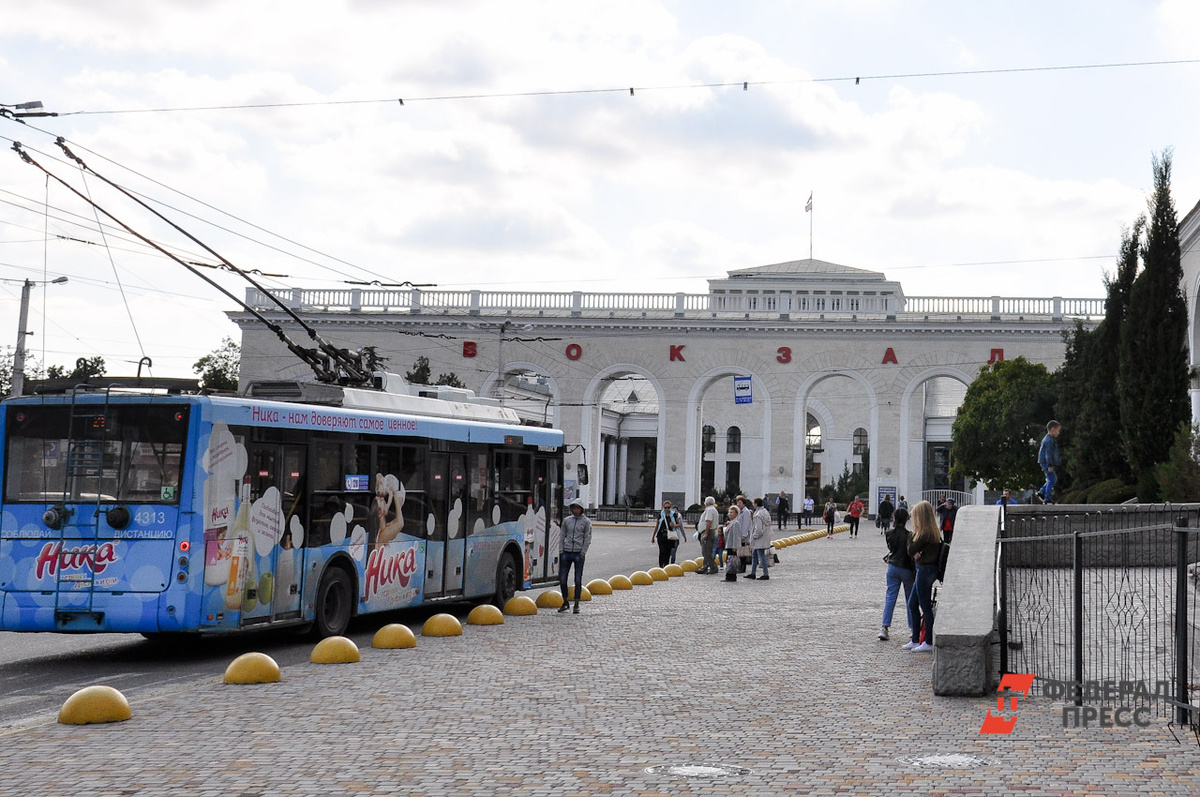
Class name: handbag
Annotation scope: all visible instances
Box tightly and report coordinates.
[738,544,751,560]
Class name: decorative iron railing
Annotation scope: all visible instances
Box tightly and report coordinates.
[999,505,1200,727]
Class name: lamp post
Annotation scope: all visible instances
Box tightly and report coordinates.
[10,276,68,397]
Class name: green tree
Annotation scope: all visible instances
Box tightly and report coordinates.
[950,357,1056,490]
[1118,149,1189,500]
[405,356,465,388]
[1155,423,1200,502]
[193,337,240,392]
[47,356,106,380]
[0,346,44,396]
[1055,219,1140,487]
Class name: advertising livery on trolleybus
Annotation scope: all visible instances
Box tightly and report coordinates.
[0,376,564,638]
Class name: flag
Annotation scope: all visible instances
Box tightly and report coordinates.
[805,192,813,213]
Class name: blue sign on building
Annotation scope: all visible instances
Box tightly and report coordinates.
[734,376,753,405]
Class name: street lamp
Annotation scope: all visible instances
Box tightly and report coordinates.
[10,276,68,397]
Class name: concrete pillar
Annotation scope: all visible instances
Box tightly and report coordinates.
[605,437,618,505]
[617,438,629,504]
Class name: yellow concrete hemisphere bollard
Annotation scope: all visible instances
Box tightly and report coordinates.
[693,557,704,567]
[311,635,361,664]
[680,559,699,572]
[503,595,539,616]
[372,623,417,649]
[567,585,592,601]
[664,564,685,577]
[586,578,613,595]
[423,612,465,635]
[57,685,132,725]
[535,589,565,609]
[223,651,282,684]
[648,567,669,582]
[467,604,505,625]
[608,574,634,590]
[630,570,654,585]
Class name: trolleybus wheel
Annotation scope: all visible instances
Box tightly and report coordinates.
[313,566,353,638]
[493,552,519,607]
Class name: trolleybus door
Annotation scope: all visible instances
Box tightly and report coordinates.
[425,452,468,598]
[533,455,562,581]
[443,454,467,595]
[245,443,305,623]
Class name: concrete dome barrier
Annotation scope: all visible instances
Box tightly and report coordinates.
[503,595,539,616]
[692,557,704,567]
[608,574,634,590]
[223,652,281,684]
[372,623,417,649]
[630,571,654,585]
[648,567,669,582]
[586,578,613,595]
[664,564,685,578]
[680,559,699,572]
[57,685,131,725]
[567,585,592,601]
[423,613,465,635]
[535,589,565,608]
[467,604,505,625]
[311,636,361,664]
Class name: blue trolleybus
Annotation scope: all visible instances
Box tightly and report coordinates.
[0,377,564,637]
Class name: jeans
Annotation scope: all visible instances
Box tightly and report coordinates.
[750,548,770,577]
[883,564,914,628]
[1041,467,1057,501]
[559,551,585,603]
[907,562,938,643]
[669,538,680,564]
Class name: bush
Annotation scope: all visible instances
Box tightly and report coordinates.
[1087,479,1138,504]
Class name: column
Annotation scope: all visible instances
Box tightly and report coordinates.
[605,437,618,505]
[617,438,629,505]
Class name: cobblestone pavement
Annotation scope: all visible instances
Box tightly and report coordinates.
[1,530,1198,796]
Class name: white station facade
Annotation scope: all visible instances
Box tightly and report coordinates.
[234,259,1106,511]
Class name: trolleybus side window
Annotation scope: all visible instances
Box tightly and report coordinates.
[495,450,532,523]
[398,445,426,538]
[308,440,370,547]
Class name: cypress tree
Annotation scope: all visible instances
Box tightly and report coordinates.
[1117,150,1189,499]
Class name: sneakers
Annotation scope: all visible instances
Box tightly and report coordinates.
[878,626,889,641]
[557,603,570,614]
[912,642,933,652]
[901,641,918,650]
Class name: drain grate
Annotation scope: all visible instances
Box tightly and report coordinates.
[644,764,752,777]
[899,753,1001,769]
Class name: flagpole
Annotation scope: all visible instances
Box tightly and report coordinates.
[809,201,813,260]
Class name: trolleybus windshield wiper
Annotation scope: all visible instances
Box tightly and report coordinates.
[10,139,371,386]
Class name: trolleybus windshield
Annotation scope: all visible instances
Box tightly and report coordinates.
[4,404,189,505]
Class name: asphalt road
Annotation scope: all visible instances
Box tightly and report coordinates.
[0,521,725,725]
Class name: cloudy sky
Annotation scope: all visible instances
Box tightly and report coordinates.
[1,0,1197,378]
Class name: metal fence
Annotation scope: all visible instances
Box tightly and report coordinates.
[999,505,1200,726]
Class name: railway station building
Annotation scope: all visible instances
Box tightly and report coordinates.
[234,258,1107,511]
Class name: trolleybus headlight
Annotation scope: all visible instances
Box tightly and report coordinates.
[43,505,71,530]
[105,505,131,530]
[178,556,189,568]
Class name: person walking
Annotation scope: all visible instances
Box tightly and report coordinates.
[697,496,721,574]
[847,495,864,538]
[748,497,773,580]
[878,507,914,640]
[558,499,592,614]
[823,498,838,539]
[803,495,814,527]
[1037,420,1062,504]
[877,493,894,534]
[897,495,908,511]
[723,505,743,582]
[735,496,752,573]
[904,500,943,652]
[776,491,790,530]
[651,500,683,568]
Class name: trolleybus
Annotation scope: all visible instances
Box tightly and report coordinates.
[0,376,564,638]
